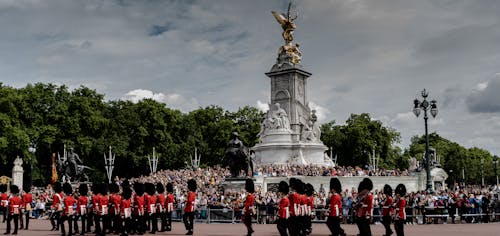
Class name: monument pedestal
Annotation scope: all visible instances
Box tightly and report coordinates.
[222,178,251,192]
[12,156,24,191]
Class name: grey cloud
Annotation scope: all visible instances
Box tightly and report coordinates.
[466,77,500,113]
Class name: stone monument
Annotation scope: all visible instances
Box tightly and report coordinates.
[252,3,332,166]
[12,156,24,190]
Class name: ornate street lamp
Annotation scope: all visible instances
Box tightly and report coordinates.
[28,142,36,189]
[494,155,498,186]
[413,89,438,193]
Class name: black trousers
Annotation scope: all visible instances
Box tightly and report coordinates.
[86,212,93,233]
[50,211,61,230]
[287,216,299,236]
[74,214,86,234]
[394,219,405,236]
[183,212,194,232]
[356,217,372,236]
[23,210,30,229]
[243,213,253,234]
[149,213,158,233]
[60,214,74,236]
[121,217,132,235]
[382,215,393,236]
[0,207,6,223]
[5,214,19,234]
[159,212,166,231]
[276,218,288,236]
[132,215,145,234]
[326,216,345,236]
[166,211,172,230]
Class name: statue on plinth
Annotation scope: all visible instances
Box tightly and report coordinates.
[258,103,292,139]
[272,2,302,67]
[224,132,252,178]
[58,148,91,182]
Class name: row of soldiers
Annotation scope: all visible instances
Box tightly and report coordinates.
[1,184,32,235]
[272,177,407,236]
[46,179,197,236]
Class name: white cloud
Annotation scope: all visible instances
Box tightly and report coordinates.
[122,89,199,112]
[256,100,269,112]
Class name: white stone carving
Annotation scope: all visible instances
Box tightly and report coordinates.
[12,156,24,190]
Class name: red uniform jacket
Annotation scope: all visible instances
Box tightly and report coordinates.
[98,195,109,215]
[52,192,63,211]
[77,196,88,215]
[0,193,8,207]
[92,194,101,214]
[288,192,299,217]
[306,196,315,216]
[395,197,407,220]
[329,193,342,217]
[278,196,290,219]
[382,196,394,216]
[146,195,157,214]
[156,193,165,213]
[184,191,196,213]
[63,195,76,215]
[9,196,22,215]
[134,195,145,216]
[22,193,33,210]
[243,193,255,215]
[356,194,373,218]
[121,198,132,218]
[166,193,175,213]
[109,193,122,214]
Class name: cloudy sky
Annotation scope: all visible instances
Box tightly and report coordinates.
[1,0,500,155]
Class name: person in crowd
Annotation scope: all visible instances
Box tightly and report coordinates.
[394,184,407,236]
[183,179,197,235]
[242,179,255,236]
[60,183,76,236]
[276,181,289,236]
[4,185,21,235]
[355,178,373,236]
[21,187,33,230]
[381,184,394,236]
[326,177,346,236]
[50,182,63,231]
[75,183,89,235]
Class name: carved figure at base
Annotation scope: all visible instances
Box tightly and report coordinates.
[224,132,252,178]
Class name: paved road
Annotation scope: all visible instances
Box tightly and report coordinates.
[1,220,499,236]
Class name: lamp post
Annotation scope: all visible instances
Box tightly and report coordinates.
[28,142,36,190]
[413,88,438,193]
[494,155,498,186]
[481,157,484,187]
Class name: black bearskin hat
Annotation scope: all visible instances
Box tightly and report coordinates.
[305,183,314,196]
[79,183,88,196]
[122,186,132,200]
[296,180,305,194]
[91,183,100,194]
[358,178,373,192]
[122,179,130,189]
[395,184,406,196]
[145,182,156,196]
[53,182,62,193]
[166,182,174,193]
[111,183,121,194]
[383,184,393,196]
[0,184,6,193]
[134,182,145,196]
[330,177,342,193]
[245,179,255,193]
[156,183,165,194]
[187,179,197,192]
[100,183,109,196]
[10,185,19,195]
[278,181,289,194]
[63,182,73,195]
[289,177,298,191]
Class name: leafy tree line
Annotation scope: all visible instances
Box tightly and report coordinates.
[0,83,497,187]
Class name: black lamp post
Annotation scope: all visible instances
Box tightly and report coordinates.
[413,89,438,193]
[494,155,498,186]
[28,142,36,190]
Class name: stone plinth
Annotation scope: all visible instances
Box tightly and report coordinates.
[12,156,24,190]
[221,178,252,193]
[253,141,329,166]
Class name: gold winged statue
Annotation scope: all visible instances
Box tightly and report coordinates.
[271,2,297,44]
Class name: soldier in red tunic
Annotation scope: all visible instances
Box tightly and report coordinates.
[4,185,21,235]
[133,182,146,235]
[381,184,394,236]
[304,183,315,235]
[355,178,373,236]
[276,181,289,236]
[91,183,102,235]
[155,183,166,232]
[183,179,196,235]
[287,178,300,236]
[145,183,158,234]
[50,182,63,231]
[394,184,407,236]
[120,186,133,236]
[60,183,76,236]
[75,183,89,235]
[326,177,346,236]
[21,187,32,230]
[242,179,255,236]
[296,181,307,235]
[109,183,122,234]
[0,185,8,223]
[165,183,175,232]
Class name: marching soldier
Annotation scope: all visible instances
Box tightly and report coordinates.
[304,183,315,235]
[75,183,89,235]
[276,181,289,236]
[21,187,33,230]
[60,183,76,236]
[3,185,21,235]
[394,184,407,236]
[120,186,133,236]
[109,183,122,234]
[145,183,158,234]
[165,183,175,232]
[326,178,346,236]
[242,179,255,236]
[287,178,300,236]
[297,181,307,236]
[155,183,166,232]
[355,178,374,236]
[0,185,8,223]
[183,179,197,235]
[50,182,63,231]
[97,183,109,236]
[381,184,394,236]
[132,182,145,235]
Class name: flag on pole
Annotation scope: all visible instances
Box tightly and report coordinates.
[51,153,58,183]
